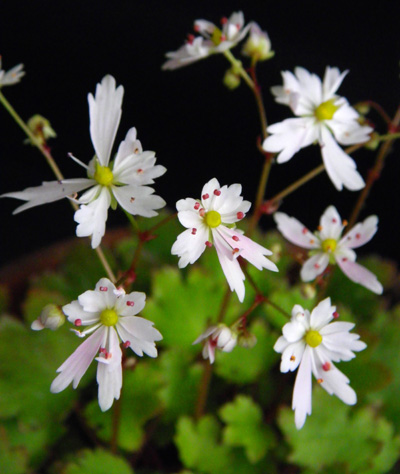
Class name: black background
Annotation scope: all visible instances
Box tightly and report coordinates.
[1,0,399,268]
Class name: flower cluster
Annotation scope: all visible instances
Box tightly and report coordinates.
[0,56,25,87]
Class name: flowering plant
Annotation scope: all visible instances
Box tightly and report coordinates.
[1,6,400,474]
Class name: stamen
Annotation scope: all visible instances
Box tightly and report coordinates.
[205,241,212,247]
[199,208,206,217]
[290,355,296,361]
[220,16,228,24]
[193,24,200,32]
[342,258,348,262]
[332,218,337,223]
[333,311,339,319]
[68,153,89,169]
[213,189,221,196]
[137,168,143,174]
[106,352,112,359]
[187,34,195,44]
[191,228,197,235]
[343,220,348,226]
[194,202,200,210]
[317,378,324,384]
[318,225,323,231]
[310,239,315,244]
[356,233,361,239]
[123,341,131,348]
[232,235,239,242]
[202,193,209,200]
[232,248,240,254]
[74,319,82,326]
[130,197,135,202]
[99,347,107,354]
[237,212,244,219]
[126,301,135,307]
[322,362,331,371]
[314,263,320,269]
[100,286,108,292]
[302,227,308,234]
[220,34,226,41]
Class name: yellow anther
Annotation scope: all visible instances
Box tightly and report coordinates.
[305,330,322,348]
[94,163,114,186]
[205,210,222,228]
[322,238,337,253]
[100,308,118,326]
[314,99,339,121]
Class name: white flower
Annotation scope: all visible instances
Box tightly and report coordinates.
[162,11,251,70]
[0,56,25,87]
[274,298,366,429]
[2,75,166,248]
[193,324,237,364]
[241,23,274,62]
[171,177,278,302]
[263,67,373,191]
[274,206,383,294]
[50,278,162,411]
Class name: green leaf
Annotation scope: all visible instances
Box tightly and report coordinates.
[84,361,163,451]
[63,448,134,474]
[143,267,240,352]
[215,319,279,384]
[0,426,28,474]
[219,395,275,463]
[278,388,400,473]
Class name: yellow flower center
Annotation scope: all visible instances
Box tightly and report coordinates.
[94,163,114,186]
[205,210,222,228]
[211,28,223,45]
[100,308,118,327]
[322,238,337,253]
[305,330,322,348]
[314,99,339,121]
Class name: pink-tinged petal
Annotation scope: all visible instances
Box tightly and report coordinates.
[312,348,356,405]
[113,149,166,186]
[113,127,142,170]
[309,297,335,330]
[274,212,319,249]
[281,340,305,372]
[204,340,216,364]
[116,316,162,358]
[2,179,93,214]
[320,126,365,191]
[264,118,317,163]
[292,346,313,429]
[171,226,208,268]
[115,291,146,317]
[213,230,245,302]
[319,206,344,241]
[162,37,213,70]
[96,328,122,411]
[50,326,107,393]
[194,19,216,35]
[300,253,330,282]
[88,75,123,166]
[336,258,383,294]
[112,184,165,218]
[322,67,348,100]
[63,300,100,326]
[75,187,111,248]
[193,326,218,345]
[339,215,378,249]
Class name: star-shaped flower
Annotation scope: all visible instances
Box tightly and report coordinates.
[171,177,278,302]
[50,278,162,411]
[263,67,373,191]
[193,324,237,364]
[162,11,251,70]
[274,205,383,294]
[274,298,366,429]
[2,75,166,248]
[0,56,25,87]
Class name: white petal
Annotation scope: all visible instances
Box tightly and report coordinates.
[292,346,313,429]
[339,215,378,249]
[193,326,218,345]
[74,187,111,248]
[336,258,383,294]
[116,316,162,358]
[322,67,348,99]
[282,320,306,343]
[112,184,165,218]
[177,209,204,229]
[309,297,335,330]
[274,212,319,249]
[281,341,305,372]
[320,126,365,191]
[2,179,93,214]
[63,300,100,325]
[114,291,146,317]
[50,326,106,392]
[113,127,142,170]
[88,75,124,166]
[300,253,330,282]
[319,206,344,241]
[171,226,208,268]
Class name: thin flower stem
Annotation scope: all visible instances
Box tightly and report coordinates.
[355,100,392,126]
[376,132,400,142]
[0,89,116,283]
[223,50,255,90]
[249,66,268,139]
[111,394,122,454]
[123,208,140,233]
[194,286,231,419]
[147,211,178,233]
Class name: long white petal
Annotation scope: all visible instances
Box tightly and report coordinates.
[319,205,344,241]
[274,212,319,249]
[300,253,330,282]
[339,215,378,249]
[112,184,165,218]
[88,75,124,166]
[292,346,313,430]
[336,258,383,294]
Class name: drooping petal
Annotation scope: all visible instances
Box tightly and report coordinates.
[88,75,124,166]
[50,326,106,392]
[339,215,378,249]
[319,205,344,241]
[274,212,320,249]
[112,184,165,218]
[1,179,93,214]
[292,346,313,430]
[336,258,383,294]
[300,253,330,282]
[74,187,111,248]
[320,126,365,191]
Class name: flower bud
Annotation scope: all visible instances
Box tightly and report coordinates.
[223,68,241,90]
[25,114,56,146]
[242,23,274,63]
[364,131,380,150]
[354,103,370,116]
[31,304,65,331]
[238,331,257,348]
[300,283,317,300]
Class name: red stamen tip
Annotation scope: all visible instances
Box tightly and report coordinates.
[213,189,221,196]
[191,228,197,235]
[232,235,239,242]
[314,263,320,269]
[100,286,108,292]
[220,34,226,42]
[322,362,331,371]
[199,208,206,217]
[332,218,337,223]
[123,340,131,348]
[193,24,200,32]
[74,319,82,327]
[187,34,195,44]
[220,16,228,24]
[317,378,324,384]
[205,241,212,247]
[202,193,209,200]
[356,233,361,239]
[194,202,200,210]
[302,227,308,234]
[237,212,244,219]
[232,248,240,254]
[99,347,107,354]
[333,311,339,319]
[126,301,135,307]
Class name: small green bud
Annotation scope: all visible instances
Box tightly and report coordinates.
[31,304,65,331]
[237,331,257,348]
[364,132,380,150]
[25,114,56,146]
[300,283,317,300]
[354,103,370,116]
[223,68,241,90]
[242,23,274,63]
